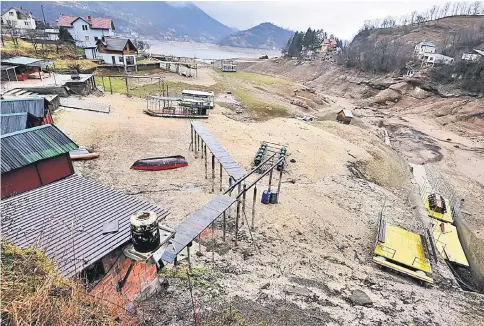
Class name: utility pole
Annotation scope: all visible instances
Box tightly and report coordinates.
[41,5,47,50]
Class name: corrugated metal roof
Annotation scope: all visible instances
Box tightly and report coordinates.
[161,195,235,264]
[1,174,170,277]
[1,97,45,118]
[421,41,436,47]
[100,37,135,52]
[342,109,353,117]
[1,124,78,173]
[1,112,28,134]
[1,56,42,66]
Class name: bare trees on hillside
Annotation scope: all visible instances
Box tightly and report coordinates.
[359,1,484,34]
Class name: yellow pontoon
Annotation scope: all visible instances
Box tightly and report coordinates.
[431,221,469,267]
[373,217,433,284]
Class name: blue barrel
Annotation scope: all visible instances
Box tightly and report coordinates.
[261,190,271,204]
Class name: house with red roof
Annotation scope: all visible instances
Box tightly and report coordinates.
[57,14,115,59]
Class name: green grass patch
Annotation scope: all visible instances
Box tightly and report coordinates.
[233,89,288,120]
[218,70,293,87]
[54,59,98,71]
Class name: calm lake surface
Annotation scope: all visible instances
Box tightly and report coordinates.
[148,40,282,60]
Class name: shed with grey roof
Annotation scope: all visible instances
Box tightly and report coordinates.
[0,97,46,118]
[1,174,170,277]
[1,112,28,134]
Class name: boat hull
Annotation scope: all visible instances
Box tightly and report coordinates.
[131,155,188,171]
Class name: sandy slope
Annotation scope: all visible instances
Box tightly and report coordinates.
[55,88,484,325]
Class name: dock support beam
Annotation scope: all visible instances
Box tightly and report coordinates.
[211,154,215,193]
[212,222,215,264]
[242,184,247,225]
[252,185,257,230]
[268,169,273,191]
[219,162,223,192]
[223,211,226,242]
[235,183,242,246]
[187,242,192,272]
[204,144,208,179]
[277,168,283,201]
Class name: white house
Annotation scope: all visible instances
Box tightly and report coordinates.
[462,49,484,62]
[57,14,115,50]
[414,41,436,56]
[421,53,454,66]
[1,7,36,33]
[95,37,138,70]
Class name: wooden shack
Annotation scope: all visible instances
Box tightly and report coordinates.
[336,109,353,124]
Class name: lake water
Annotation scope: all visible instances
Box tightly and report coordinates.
[148,40,282,60]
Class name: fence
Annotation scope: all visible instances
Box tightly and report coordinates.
[96,75,169,98]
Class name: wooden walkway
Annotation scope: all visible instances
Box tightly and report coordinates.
[160,195,235,264]
[191,121,245,181]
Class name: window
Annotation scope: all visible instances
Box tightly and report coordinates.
[9,12,14,16]
[118,56,124,63]
[85,36,89,41]
[94,36,98,41]
[24,21,29,26]
[82,24,88,30]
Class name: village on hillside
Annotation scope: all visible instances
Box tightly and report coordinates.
[1,3,484,326]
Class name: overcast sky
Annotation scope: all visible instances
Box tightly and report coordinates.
[196,0,449,40]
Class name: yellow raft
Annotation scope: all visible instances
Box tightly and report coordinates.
[431,221,469,267]
[374,218,433,284]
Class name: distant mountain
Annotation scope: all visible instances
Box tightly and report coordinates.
[0,1,233,42]
[219,23,294,50]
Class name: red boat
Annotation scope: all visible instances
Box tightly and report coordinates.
[131,155,188,171]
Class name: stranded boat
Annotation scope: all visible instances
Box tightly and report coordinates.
[69,148,100,160]
[131,155,188,171]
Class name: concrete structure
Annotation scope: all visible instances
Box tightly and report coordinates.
[414,41,436,56]
[421,53,454,66]
[57,14,115,57]
[462,49,484,62]
[1,7,36,33]
[96,37,137,69]
[1,124,77,198]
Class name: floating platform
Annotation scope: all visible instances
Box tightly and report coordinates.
[431,221,469,267]
[374,218,433,284]
[424,197,453,223]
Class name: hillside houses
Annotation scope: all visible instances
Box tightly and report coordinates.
[57,14,115,58]
[1,7,36,33]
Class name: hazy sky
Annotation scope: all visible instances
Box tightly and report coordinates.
[196,0,448,40]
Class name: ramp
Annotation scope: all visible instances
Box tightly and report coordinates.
[60,97,110,113]
[160,195,236,265]
[191,121,245,180]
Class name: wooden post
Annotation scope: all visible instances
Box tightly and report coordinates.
[277,168,283,200]
[252,185,257,230]
[219,162,223,192]
[268,168,273,191]
[223,211,226,242]
[125,76,129,96]
[211,222,215,264]
[211,154,215,192]
[204,145,209,177]
[102,76,105,91]
[235,195,241,246]
[190,125,193,151]
[109,76,113,95]
[228,178,233,219]
[242,184,247,225]
[187,243,192,272]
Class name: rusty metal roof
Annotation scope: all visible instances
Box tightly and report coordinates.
[1,174,170,277]
[1,124,78,173]
[161,195,235,264]
[1,112,28,134]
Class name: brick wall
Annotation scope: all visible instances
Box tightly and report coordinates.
[89,249,160,316]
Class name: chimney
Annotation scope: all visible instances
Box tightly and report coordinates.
[87,15,92,21]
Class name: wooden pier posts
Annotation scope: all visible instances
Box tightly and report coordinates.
[277,168,283,198]
[204,144,208,179]
[252,186,257,230]
[211,154,215,193]
[223,211,226,242]
[235,183,242,246]
[268,169,273,191]
[219,162,223,192]
[242,184,247,225]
